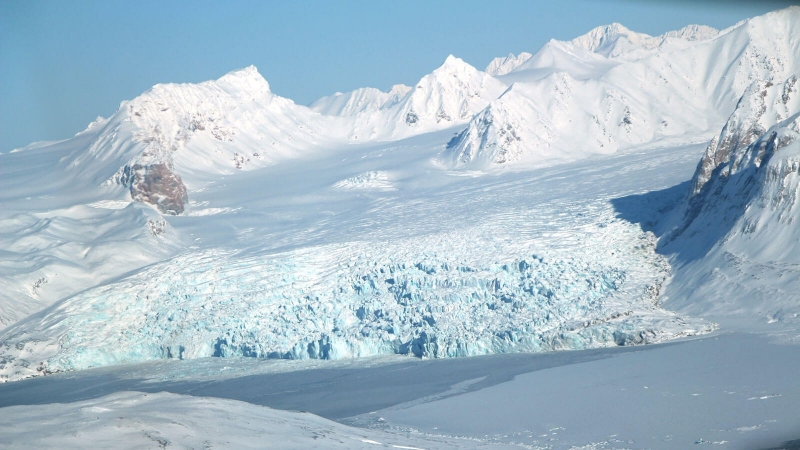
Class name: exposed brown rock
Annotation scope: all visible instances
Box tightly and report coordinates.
[130,163,188,215]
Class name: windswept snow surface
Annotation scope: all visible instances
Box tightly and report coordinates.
[347,334,800,450]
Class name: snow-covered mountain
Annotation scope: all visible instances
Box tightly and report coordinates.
[0,67,354,329]
[447,8,799,168]
[313,55,507,141]
[39,66,352,216]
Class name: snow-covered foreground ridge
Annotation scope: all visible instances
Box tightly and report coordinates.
[0,391,490,450]
[1,7,799,382]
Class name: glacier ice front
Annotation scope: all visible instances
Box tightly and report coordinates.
[0,216,713,382]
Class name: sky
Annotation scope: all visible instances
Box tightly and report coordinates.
[1,0,797,152]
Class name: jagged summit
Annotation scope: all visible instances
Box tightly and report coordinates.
[436,54,473,71]
[570,22,719,59]
[419,55,491,86]
[423,55,484,81]
[663,24,719,41]
[571,22,647,54]
[60,65,348,215]
[485,52,533,76]
[441,54,460,65]
[377,55,507,138]
[141,66,272,105]
[388,84,412,97]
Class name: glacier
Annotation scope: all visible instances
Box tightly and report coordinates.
[0,190,714,381]
[0,121,719,381]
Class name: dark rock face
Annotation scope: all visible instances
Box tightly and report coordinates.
[129,163,188,215]
[688,77,798,198]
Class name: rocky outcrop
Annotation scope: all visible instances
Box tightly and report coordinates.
[664,76,800,254]
[128,163,188,215]
[688,79,796,197]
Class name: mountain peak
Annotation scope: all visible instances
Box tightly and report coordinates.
[568,21,723,60]
[436,55,477,73]
[664,24,719,42]
[388,84,412,98]
[216,65,271,94]
[570,23,651,56]
[485,52,533,76]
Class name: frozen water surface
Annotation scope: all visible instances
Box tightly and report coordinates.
[1,334,798,449]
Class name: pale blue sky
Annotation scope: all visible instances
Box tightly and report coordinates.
[1,0,795,152]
